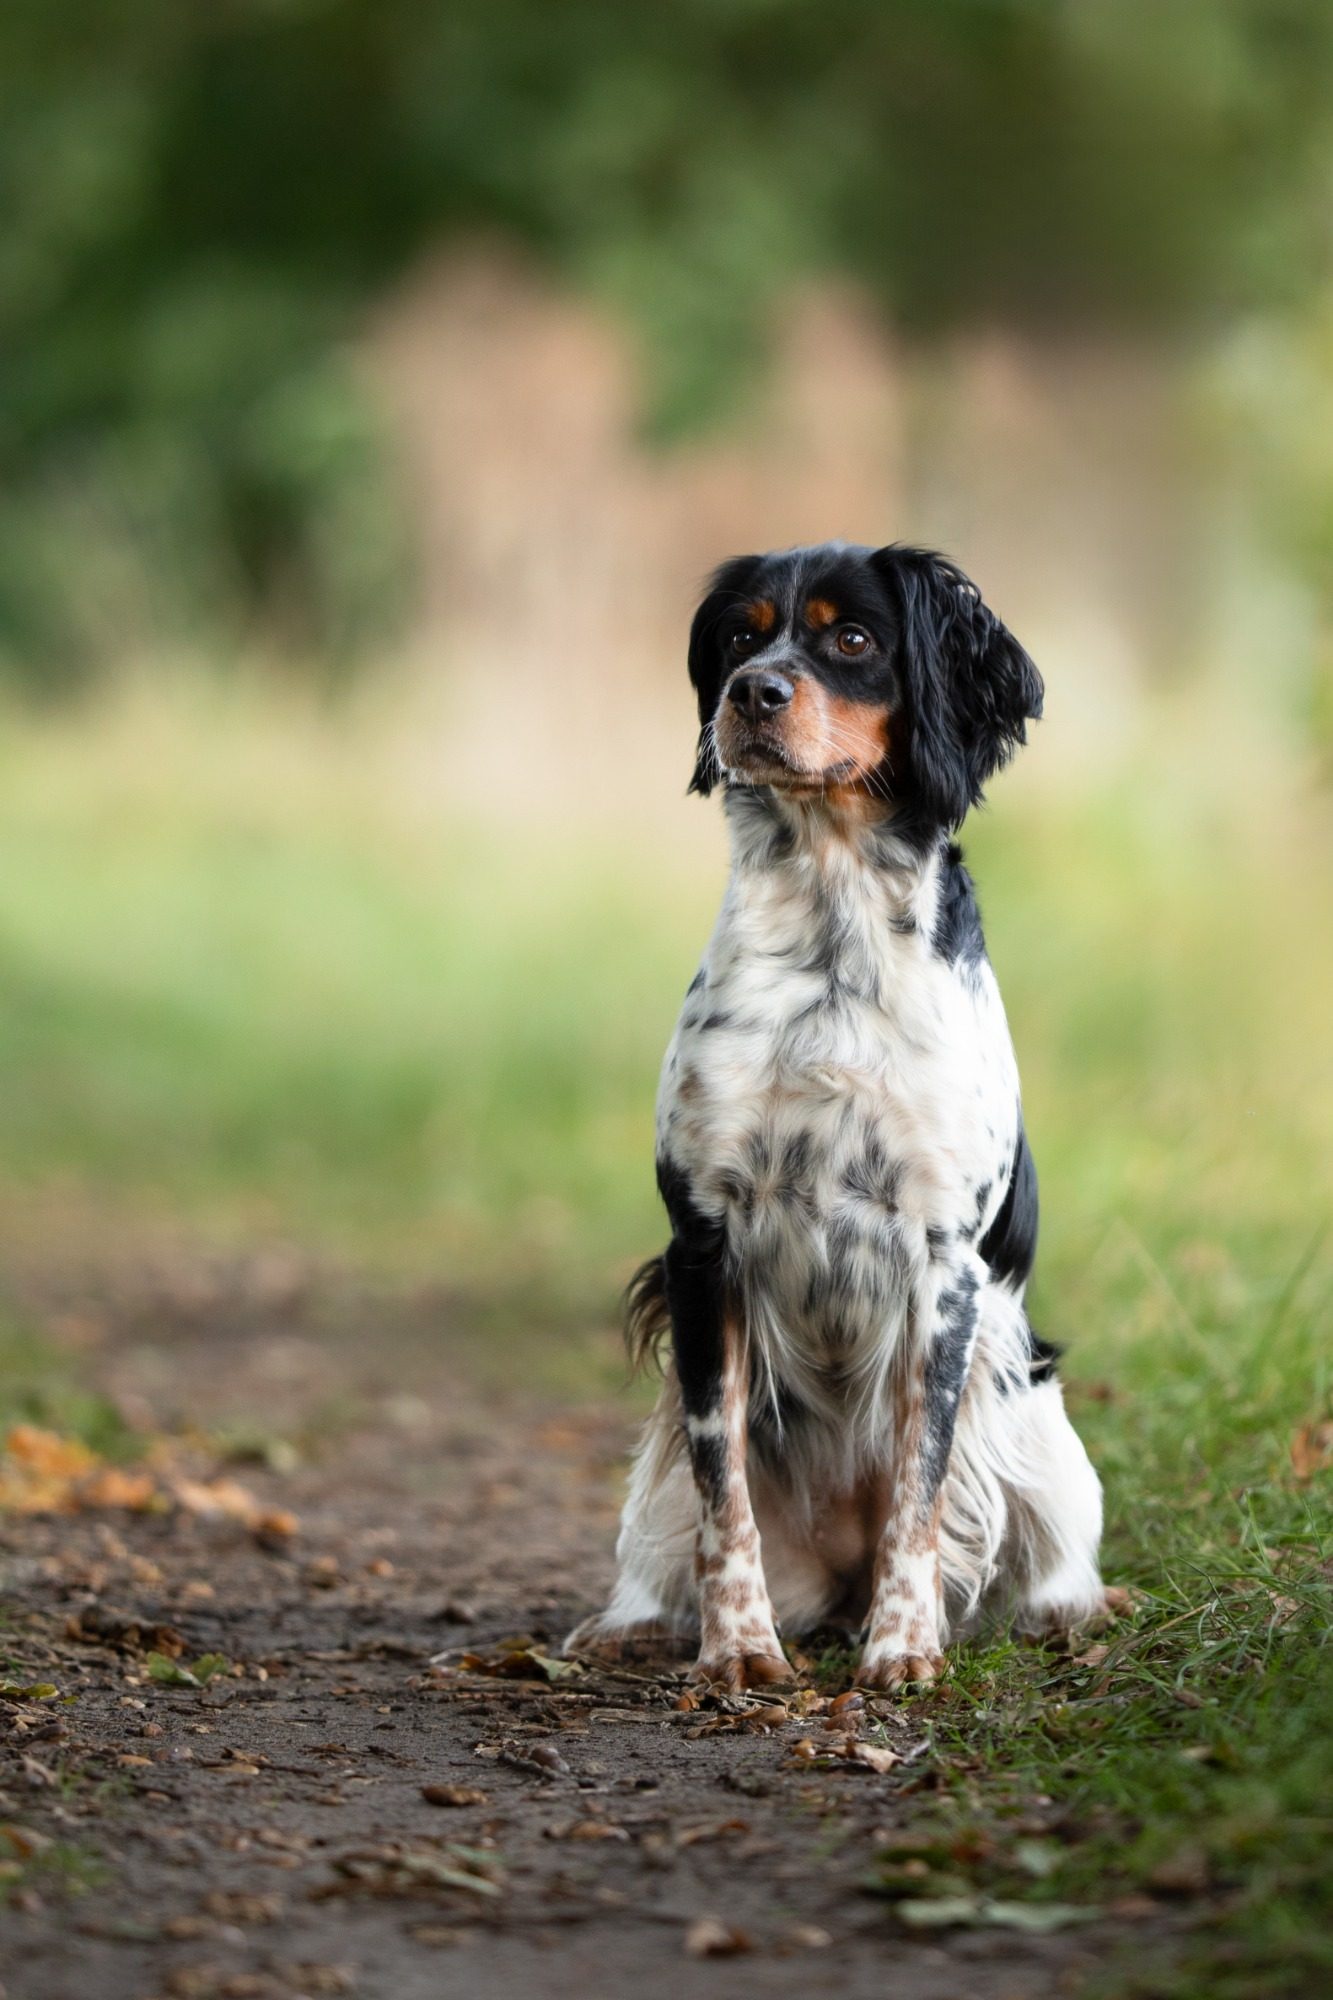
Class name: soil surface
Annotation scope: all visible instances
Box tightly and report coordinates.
[0,1251,1169,2000]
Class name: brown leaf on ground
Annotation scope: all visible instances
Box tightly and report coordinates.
[421,1784,489,1808]
[675,1817,750,1847]
[67,1605,186,1657]
[846,1740,898,1773]
[685,1916,753,1957]
[0,1426,99,1512]
[455,1645,582,1683]
[1290,1418,1333,1481]
[80,1467,160,1510]
[781,1923,834,1951]
[169,1474,299,1542]
[0,1426,298,1542]
[199,1890,285,1925]
[320,1842,504,1902]
[785,1732,898,1773]
[544,1818,630,1841]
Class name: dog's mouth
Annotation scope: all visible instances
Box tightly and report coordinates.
[722,727,859,791]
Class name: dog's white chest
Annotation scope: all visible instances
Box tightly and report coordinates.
[657,852,1020,1368]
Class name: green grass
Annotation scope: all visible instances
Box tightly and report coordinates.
[0,681,1329,1989]
[886,1259,1331,1997]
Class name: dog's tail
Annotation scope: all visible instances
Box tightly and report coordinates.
[624,1253,671,1374]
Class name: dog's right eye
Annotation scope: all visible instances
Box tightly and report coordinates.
[730,629,759,656]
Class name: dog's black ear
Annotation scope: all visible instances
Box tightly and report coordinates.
[685,556,762,796]
[870,545,1043,829]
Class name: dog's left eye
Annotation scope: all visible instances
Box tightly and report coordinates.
[730,629,759,656]
[836,625,871,657]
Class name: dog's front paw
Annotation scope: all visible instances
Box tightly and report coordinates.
[856,1645,944,1692]
[689,1650,794,1692]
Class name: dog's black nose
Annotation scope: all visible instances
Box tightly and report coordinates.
[729,669,794,722]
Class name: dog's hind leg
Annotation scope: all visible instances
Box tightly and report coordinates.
[939,1282,1104,1638]
[1003,1373,1105,1636]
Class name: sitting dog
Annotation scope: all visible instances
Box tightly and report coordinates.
[568,542,1105,1690]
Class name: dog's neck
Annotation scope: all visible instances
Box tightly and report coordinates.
[721,783,944,946]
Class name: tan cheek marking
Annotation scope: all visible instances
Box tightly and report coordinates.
[780,677,831,768]
[804,597,839,630]
[822,693,891,777]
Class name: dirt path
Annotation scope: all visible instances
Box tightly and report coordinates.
[1,1261,1165,2000]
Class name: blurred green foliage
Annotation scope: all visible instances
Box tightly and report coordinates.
[3,0,1332,680]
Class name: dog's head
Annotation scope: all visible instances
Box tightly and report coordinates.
[687,543,1043,831]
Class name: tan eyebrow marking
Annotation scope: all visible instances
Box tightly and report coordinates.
[747,598,777,633]
[804,597,839,630]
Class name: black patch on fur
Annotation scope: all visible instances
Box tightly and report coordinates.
[922,1265,981,1491]
[655,1155,734,1432]
[978,1123,1039,1291]
[775,1130,816,1209]
[841,1136,901,1212]
[932,843,987,967]
[687,1427,730,1511]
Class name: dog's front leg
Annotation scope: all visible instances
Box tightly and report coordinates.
[664,1225,790,1691]
[860,1255,983,1690]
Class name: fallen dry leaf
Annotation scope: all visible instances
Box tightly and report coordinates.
[546,1818,630,1842]
[685,1916,753,1957]
[79,1467,159,1511]
[1290,1418,1333,1481]
[782,1923,833,1950]
[846,1740,898,1773]
[421,1785,489,1808]
[67,1605,185,1657]
[0,1425,98,1513]
[785,1732,898,1773]
[675,1817,750,1847]
[0,1426,298,1542]
[170,1474,298,1541]
[456,1645,581,1684]
[200,1890,284,1925]
[321,1841,504,1902]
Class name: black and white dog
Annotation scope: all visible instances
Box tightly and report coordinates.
[569,543,1105,1690]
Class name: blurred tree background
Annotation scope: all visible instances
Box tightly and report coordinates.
[3,0,1332,713]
